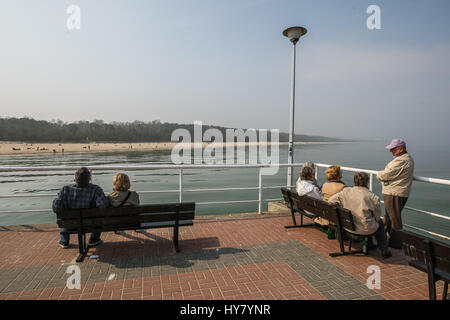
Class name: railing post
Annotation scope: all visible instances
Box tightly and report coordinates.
[258,167,263,214]
[369,173,373,192]
[179,168,183,203]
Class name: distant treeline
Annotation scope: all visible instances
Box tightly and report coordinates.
[0,117,346,143]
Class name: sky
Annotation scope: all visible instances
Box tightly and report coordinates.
[1,0,449,146]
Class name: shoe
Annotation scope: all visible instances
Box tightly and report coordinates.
[59,241,69,249]
[88,239,103,247]
[381,250,392,258]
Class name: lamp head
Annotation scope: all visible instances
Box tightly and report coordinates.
[283,26,307,44]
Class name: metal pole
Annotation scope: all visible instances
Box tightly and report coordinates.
[179,168,183,202]
[258,167,263,214]
[287,42,297,189]
[369,173,373,192]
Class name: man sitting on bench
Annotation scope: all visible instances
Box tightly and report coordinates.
[328,172,392,258]
[52,167,110,249]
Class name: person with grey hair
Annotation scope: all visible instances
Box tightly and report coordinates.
[296,166,323,200]
[296,162,320,189]
[329,172,392,258]
[377,139,414,249]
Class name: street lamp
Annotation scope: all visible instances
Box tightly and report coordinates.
[283,26,307,189]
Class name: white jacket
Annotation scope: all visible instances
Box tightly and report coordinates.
[296,179,323,200]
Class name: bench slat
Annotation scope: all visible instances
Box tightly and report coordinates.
[400,230,450,273]
[57,211,195,230]
[288,191,355,231]
[56,203,195,219]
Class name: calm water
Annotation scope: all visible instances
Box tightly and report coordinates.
[0,142,449,243]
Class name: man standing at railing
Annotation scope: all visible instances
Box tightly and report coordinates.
[377,139,415,249]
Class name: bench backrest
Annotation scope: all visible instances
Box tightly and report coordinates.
[399,230,450,273]
[281,187,355,231]
[56,202,195,232]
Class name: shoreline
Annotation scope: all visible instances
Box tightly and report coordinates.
[0,141,352,156]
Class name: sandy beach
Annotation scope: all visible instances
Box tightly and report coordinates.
[0,141,346,156]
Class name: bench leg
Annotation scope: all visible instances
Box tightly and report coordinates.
[173,225,180,253]
[329,232,365,257]
[76,232,89,263]
[442,281,448,300]
[284,223,315,229]
[424,240,437,300]
[284,212,315,229]
[329,249,364,257]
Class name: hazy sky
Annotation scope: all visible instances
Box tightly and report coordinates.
[1,0,449,145]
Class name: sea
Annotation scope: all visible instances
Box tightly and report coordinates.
[0,141,449,244]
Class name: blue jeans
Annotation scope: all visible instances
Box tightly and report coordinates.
[60,229,101,244]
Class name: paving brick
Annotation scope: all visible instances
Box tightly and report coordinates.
[0,215,432,300]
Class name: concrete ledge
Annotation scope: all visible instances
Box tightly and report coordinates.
[268,201,290,214]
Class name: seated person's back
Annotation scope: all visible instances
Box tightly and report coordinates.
[325,172,392,258]
[52,167,109,248]
[108,173,140,207]
[328,173,380,235]
[53,167,110,211]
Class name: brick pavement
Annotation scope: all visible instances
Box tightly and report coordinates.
[0,214,446,300]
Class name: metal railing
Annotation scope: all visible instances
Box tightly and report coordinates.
[0,163,449,240]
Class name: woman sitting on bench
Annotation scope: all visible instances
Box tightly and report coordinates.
[108,173,140,207]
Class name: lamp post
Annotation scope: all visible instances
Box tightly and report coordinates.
[283,26,307,189]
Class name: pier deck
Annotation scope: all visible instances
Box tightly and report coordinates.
[0,213,446,300]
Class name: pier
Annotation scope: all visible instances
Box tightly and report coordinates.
[0,164,448,300]
[0,212,446,300]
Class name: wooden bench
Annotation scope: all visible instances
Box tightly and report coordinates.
[399,229,449,300]
[56,202,195,262]
[281,187,315,228]
[281,188,376,257]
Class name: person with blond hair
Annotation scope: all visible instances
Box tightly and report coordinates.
[108,173,140,207]
[322,165,346,202]
[315,165,346,229]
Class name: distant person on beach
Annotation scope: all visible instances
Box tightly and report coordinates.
[377,139,414,249]
[316,165,346,227]
[329,172,392,258]
[108,173,140,207]
[52,167,110,249]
